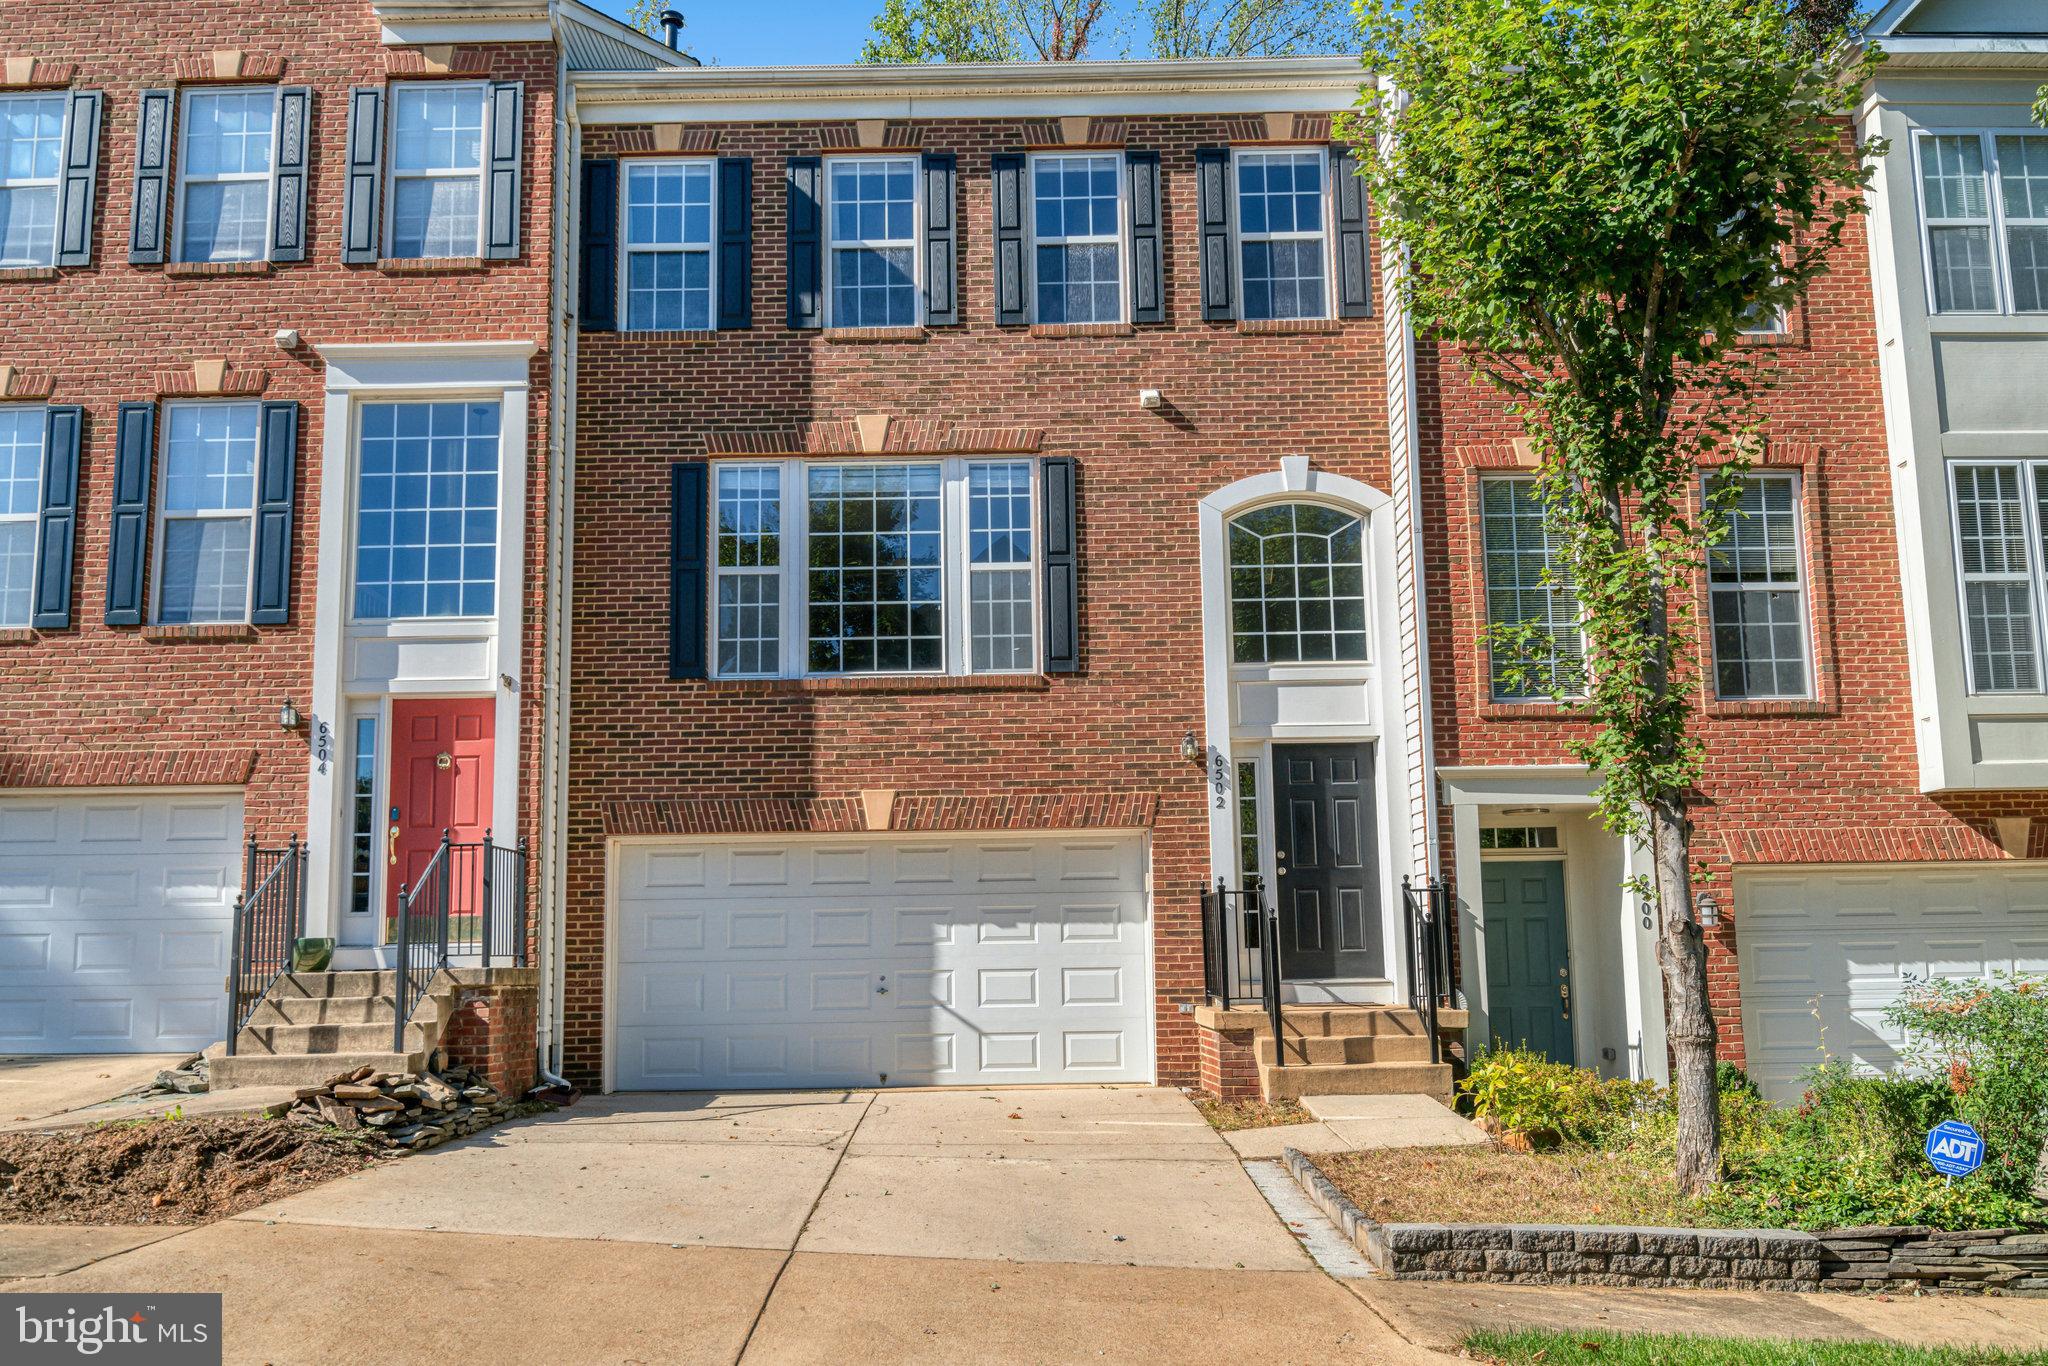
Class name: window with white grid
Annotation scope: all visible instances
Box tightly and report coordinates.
[1480,476,1582,701]
[1228,503,1367,664]
[155,402,259,624]
[715,463,781,677]
[827,157,918,328]
[1951,462,2045,694]
[0,406,43,629]
[353,400,500,620]
[0,95,65,269]
[1914,131,2048,315]
[176,88,275,264]
[387,83,486,260]
[968,461,1035,672]
[1234,149,1330,322]
[1708,472,1811,699]
[808,463,944,673]
[1031,153,1122,325]
[623,159,714,332]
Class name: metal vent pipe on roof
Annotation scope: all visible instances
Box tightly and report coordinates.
[660,10,684,50]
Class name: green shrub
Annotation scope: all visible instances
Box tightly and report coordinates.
[1460,1046,1656,1145]
[1885,973,2048,1201]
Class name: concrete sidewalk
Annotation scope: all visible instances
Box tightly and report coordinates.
[1220,1093,1486,1160]
[0,1054,188,1123]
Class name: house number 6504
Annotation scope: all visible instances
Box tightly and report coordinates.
[313,720,332,775]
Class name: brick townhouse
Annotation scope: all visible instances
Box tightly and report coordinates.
[0,0,683,1068]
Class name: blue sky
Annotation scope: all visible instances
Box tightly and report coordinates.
[591,2,883,66]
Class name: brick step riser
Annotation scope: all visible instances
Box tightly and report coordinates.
[1259,1060,1455,1104]
[1256,1034,1437,1065]
[1218,1008,1434,1040]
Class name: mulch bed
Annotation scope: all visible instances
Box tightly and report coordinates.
[0,1114,387,1227]
[1193,1097,1312,1132]
[1311,1143,1717,1229]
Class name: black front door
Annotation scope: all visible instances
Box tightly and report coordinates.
[1273,742,1382,980]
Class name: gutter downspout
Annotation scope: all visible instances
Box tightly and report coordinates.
[535,1,575,1091]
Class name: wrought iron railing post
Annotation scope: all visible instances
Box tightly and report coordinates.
[480,827,495,969]
[516,836,530,968]
[394,879,413,1055]
[291,835,306,944]
[1259,884,1283,1066]
[225,892,246,1057]
[435,829,453,968]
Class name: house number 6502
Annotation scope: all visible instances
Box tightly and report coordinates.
[1210,750,1230,810]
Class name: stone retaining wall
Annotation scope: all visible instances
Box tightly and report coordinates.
[1282,1148,2048,1296]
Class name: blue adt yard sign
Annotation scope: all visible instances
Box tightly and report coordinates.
[1925,1120,1985,1178]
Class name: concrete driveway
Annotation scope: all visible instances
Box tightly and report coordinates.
[2,1087,1444,1364]
[0,1053,187,1123]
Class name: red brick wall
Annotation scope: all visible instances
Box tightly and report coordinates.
[0,5,555,874]
[566,117,1392,1088]
[441,977,539,1099]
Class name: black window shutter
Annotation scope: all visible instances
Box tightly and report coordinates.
[716,156,753,330]
[1195,147,1234,322]
[1333,145,1372,319]
[670,463,708,680]
[922,152,957,327]
[341,86,385,265]
[32,406,82,629]
[992,152,1027,326]
[1040,456,1079,674]
[55,90,102,268]
[1126,150,1163,325]
[270,86,312,263]
[579,157,618,332]
[484,81,523,260]
[250,401,298,625]
[786,156,823,329]
[104,402,156,626]
[128,89,173,265]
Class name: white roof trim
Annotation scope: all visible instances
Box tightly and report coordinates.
[371,0,692,66]
[572,55,1372,125]
[317,340,539,392]
[1869,0,1930,36]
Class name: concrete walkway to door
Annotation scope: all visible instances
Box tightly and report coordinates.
[4,1087,1446,1364]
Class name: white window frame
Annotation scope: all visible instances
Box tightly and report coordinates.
[1948,458,2048,696]
[1912,128,2048,317]
[0,92,67,269]
[384,81,489,261]
[1225,499,1373,668]
[1706,469,1813,701]
[1026,150,1127,326]
[1478,473,1583,702]
[152,399,262,626]
[0,404,45,629]
[345,705,385,923]
[346,394,505,625]
[618,156,718,333]
[1230,145,1336,323]
[708,456,1041,680]
[823,154,922,329]
[172,86,278,266]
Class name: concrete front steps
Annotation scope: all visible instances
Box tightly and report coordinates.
[1200,1004,1465,1104]
[205,970,450,1089]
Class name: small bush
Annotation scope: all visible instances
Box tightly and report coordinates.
[1460,1046,1656,1145]
[1885,973,2048,1201]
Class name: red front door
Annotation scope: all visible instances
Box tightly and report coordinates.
[387,698,495,939]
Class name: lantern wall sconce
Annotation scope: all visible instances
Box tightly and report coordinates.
[278,699,301,730]
[1179,731,1202,764]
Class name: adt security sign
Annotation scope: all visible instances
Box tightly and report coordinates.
[1925,1120,1985,1178]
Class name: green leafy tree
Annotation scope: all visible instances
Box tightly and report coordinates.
[623,0,678,40]
[863,0,1021,62]
[1146,0,1357,57]
[1344,0,1881,1194]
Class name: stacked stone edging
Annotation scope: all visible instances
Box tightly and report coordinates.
[1280,1148,2048,1296]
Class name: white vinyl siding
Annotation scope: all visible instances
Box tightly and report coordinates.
[826,156,918,328]
[708,458,1037,680]
[622,159,714,332]
[1708,472,1811,699]
[1030,153,1123,325]
[1233,148,1330,322]
[1950,461,2047,694]
[0,94,64,268]
[154,402,260,625]
[0,406,42,628]
[175,88,275,264]
[387,83,487,260]
[1915,131,2048,315]
[1479,476,1581,700]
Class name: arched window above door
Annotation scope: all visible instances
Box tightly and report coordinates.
[1227,502,1368,663]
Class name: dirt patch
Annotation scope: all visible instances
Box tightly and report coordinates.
[1194,1097,1312,1132]
[0,1113,385,1227]
[1312,1144,1717,1228]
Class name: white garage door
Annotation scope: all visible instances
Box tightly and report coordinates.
[0,792,242,1053]
[1736,866,2048,1101]
[613,832,1152,1090]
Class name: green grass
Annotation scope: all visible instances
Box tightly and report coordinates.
[1466,1330,2048,1366]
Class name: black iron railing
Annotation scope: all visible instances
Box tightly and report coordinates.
[393,829,530,1052]
[1200,878,1286,1066]
[1402,876,1455,1066]
[225,837,306,1055]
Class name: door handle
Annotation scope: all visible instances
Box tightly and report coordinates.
[388,825,400,866]
[1559,980,1571,1016]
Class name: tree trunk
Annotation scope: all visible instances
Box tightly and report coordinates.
[1650,791,1722,1196]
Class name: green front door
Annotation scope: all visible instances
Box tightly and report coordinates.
[1482,859,1574,1064]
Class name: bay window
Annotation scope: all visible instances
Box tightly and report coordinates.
[1915,130,2048,315]
[1951,461,2048,694]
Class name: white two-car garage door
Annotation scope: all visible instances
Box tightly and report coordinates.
[0,792,242,1053]
[612,832,1153,1091]
[1736,865,2048,1101]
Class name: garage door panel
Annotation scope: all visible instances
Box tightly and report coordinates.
[614,834,1152,1090]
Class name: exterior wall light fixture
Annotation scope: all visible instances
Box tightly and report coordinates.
[279,699,301,730]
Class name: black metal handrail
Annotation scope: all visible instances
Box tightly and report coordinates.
[393,829,530,1052]
[226,837,306,1055]
[1402,876,1455,1066]
[1199,877,1287,1067]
